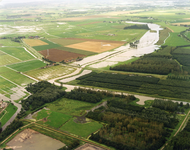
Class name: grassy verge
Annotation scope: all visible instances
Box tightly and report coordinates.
[0,104,17,126]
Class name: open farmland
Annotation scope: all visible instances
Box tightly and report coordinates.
[32,39,60,51]
[34,109,72,128]
[66,41,125,53]
[0,51,21,66]
[25,65,76,80]
[0,67,35,86]
[7,60,46,72]
[39,49,86,62]
[0,103,17,126]
[0,77,16,97]
[49,38,84,46]
[0,47,34,61]
[47,97,97,116]
[23,39,49,47]
[60,118,103,138]
[0,39,21,47]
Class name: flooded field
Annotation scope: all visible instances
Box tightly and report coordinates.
[72,22,162,68]
[6,129,65,150]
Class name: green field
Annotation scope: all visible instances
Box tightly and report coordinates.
[0,67,35,86]
[32,39,61,51]
[0,103,18,126]
[60,118,103,138]
[7,60,46,72]
[49,38,83,46]
[0,47,34,61]
[0,77,16,96]
[173,47,190,55]
[0,39,21,46]
[47,98,97,116]
[164,33,190,46]
[35,109,72,128]
[25,65,76,80]
[0,50,21,66]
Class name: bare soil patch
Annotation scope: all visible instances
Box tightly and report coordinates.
[172,22,190,25]
[6,129,65,150]
[66,41,124,53]
[75,143,105,150]
[23,39,48,47]
[39,48,86,62]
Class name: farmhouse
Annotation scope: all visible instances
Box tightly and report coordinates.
[0,100,8,108]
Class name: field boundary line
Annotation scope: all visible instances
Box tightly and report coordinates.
[5,66,18,72]
[0,50,21,61]
[0,75,20,87]
[23,47,37,58]
[0,110,7,121]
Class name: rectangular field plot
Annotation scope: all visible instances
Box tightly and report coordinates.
[32,39,60,51]
[23,39,49,47]
[57,47,96,56]
[66,41,124,53]
[34,109,72,128]
[0,77,16,96]
[0,47,34,61]
[47,98,96,116]
[0,67,35,86]
[39,49,86,62]
[49,38,83,46]
[164,33,190,46]
[25,65,76,80]
[0,51,21,65]
[7,60,46,72]
[60,118,103,138]
[0,39,21,46]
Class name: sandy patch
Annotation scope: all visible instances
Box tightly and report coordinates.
[172,22,190,25]
[60,70,92,83]
[75,143,105,150]
[90,61,118,68]
[66,41,124,53]
[7,129,65,150]
[0,94,10,101]
[23,39,48,47]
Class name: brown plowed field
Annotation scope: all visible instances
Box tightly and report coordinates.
[39,49,85,62]
[66,41,124,53]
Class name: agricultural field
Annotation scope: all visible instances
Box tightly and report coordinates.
[46,97,97,116]
[164,33,190,46]
[0,103,17,126]
[0,47,34,61]
[66,41,124,53]
[32,39,60,51]
[23,39,49,47]
[7,60,46,72]
[25,65,76,80]
[60,118,103,138]
[0,50,21,66]
[33,109,72,128]
[0,67,35,86]
[39,49,86,62]
[0,39,21,47]
[0,77,16,97]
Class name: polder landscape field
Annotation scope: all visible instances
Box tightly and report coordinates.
[1,0,190,150]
